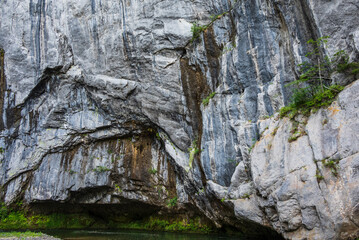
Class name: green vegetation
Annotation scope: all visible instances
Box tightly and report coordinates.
[0,202,27,230]
[287,121,306,143]
[191,0,240,45]
[40,213,96,229]
[322,118,328,125]
[191,23,208,41]
[107,216,213,233]
[221,43,236,55]
[191,13,226,41]
[280,85,344,119]
[191,5,236,42]
[115,184,122,193]
[202,92,216,106]
[261,115,272,120]
[315,170,324,181]
[148,168,158,175]
[280,37,358,119]
[0,202,97,230]
[333,50,359,75]
[188,140,201,170]
[322,158,340,176]
[241,193,251,199]
[288,132,301,142]
[0,231,44,238]
[0,210,28,229]
[288,133,298,142]
[167,197,178,208]
[0,203,213,234]
[92,166,111,173]
[145,217,211,233]
[226,159,237,164]
[248,139,257,153]
[156,132,161,140]
[147,128,155,133]
[271,127,279,136]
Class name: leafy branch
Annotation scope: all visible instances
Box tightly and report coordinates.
[202,92,216,106]
[191,3,237,42]
[280,36,359,119]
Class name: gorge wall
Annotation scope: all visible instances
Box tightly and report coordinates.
[0,0,359,239]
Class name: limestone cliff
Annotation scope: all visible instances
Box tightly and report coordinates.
[0,0,358,239]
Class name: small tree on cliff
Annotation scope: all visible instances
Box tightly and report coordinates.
[280,36,359,118]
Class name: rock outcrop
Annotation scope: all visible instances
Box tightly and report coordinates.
[0,0,358,239]
[248,80,359,239]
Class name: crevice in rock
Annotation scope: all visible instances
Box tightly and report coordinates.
[272,3,298,106]
[203,27,222,90]
[29,0,47,76]
[304,120,336,233]
[180,58,210,186]
[0,48,6,131]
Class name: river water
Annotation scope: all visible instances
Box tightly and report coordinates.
[43,229,244,240]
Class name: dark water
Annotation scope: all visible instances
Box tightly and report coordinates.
[43,229,243,240]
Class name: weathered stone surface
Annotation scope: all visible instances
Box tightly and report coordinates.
[249,81,359,239]
[0,0,359,239]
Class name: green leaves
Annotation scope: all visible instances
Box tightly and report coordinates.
[148,168,158,175]
[280,36,358,119]
[305,36,329,57]
[167,197,178,208]
[202,92,216,106]
[280,85,344,119]
[191,8,232,42]
[322,158,340,176]
[191,22,208,41]
[92,166,111,173]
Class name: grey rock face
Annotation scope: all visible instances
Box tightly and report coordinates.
[0,0,359,239]
[249,80,359,240]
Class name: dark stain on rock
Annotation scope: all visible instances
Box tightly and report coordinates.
[62,145,81,171]
[122,137,153,183]
[180,58,210,138]
[108,136,178,204]
[6,106,22,135]
[180,58,210,185]
[14,67,61,114]
[272,2,300,80]
[69,186,112,203]
[203,27,222,89]
[0,48,6,131]
[296,0,320,44]
[228,6,238,48]
[164,154,177,198]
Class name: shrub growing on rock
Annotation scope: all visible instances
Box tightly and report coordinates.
[280,37,359,118]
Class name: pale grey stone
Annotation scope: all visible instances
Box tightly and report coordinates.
[0,0,359,239]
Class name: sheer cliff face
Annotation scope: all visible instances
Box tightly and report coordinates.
[0,0,358,239]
